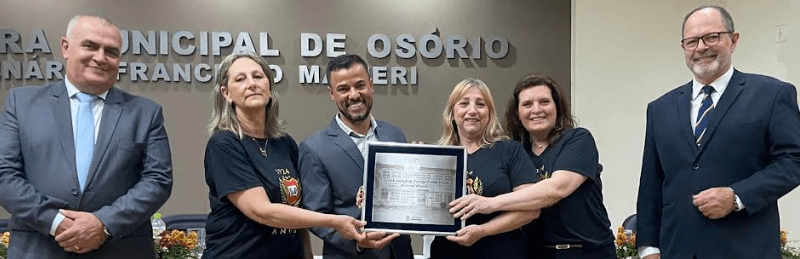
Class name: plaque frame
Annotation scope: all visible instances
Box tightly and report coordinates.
[361,142,466,236]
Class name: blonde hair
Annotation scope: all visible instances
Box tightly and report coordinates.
[208,52,286,139]
[436,78,508,147]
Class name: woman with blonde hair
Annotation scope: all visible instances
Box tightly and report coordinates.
[202,52,365,259]
[429,78,540,259]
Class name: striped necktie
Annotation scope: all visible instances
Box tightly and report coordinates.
[694,85,715,145]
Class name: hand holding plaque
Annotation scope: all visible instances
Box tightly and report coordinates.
[356,186,365,209]
[328,215,367,242]
[446,224,486,247]
[357,232,399,250]
[449,194,497,220]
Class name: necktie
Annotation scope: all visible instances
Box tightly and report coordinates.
[695,85,715,145]
[75,93,96,191]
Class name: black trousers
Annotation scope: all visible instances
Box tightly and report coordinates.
[532,243,616,259]
[430,230,529,259]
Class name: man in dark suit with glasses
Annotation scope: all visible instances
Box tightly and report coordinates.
[637,5,800,259]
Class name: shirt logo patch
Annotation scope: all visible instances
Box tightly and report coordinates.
[466,170,483,196]
[537,165,551,181]
[276,168,301,207]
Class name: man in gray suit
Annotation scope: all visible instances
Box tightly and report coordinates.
[0,15,172,258]
[299,54,413,259]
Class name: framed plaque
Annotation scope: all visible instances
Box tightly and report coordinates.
[361,142,466,236]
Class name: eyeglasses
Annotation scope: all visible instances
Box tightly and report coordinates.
[681,31,732,49]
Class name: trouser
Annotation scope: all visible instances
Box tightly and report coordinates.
[532,242,616,259]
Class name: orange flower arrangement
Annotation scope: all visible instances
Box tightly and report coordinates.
[0,231,8,258]
[158,229,198,250]
[0,232,8,246]
[615,226,637,258]
[155,229,198,259]
[613,226,799,259]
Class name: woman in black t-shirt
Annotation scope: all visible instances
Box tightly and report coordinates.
[429,78,540,259]
[450,74,615,258]
[202,52,366,259]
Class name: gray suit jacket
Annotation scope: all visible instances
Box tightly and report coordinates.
[0,82,173,259]
[299,117,412,259]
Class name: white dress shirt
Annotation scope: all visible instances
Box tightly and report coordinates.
[690,66,732,131]
[335,113,378,160]
[49,78,109,236]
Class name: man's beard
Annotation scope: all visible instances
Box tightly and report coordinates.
[339,99,372,122]
[687,51,728,80]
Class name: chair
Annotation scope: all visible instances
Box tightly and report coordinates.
[0,218,8,232]
[162,213,207,231]
[622,214,637,234]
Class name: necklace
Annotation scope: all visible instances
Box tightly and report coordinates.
[534,141,548,151]
[531,136,548,150]
[251,137,268,157]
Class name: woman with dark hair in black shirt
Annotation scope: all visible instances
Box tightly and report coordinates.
[450,74,615,258]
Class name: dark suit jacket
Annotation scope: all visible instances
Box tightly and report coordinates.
[299,117,413,259]
[637,70,800,259]
[0,82,173,258]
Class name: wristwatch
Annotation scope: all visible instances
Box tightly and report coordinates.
[728,187,742,211]
[102,225,111,237]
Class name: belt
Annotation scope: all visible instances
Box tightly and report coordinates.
[543,244,583,250]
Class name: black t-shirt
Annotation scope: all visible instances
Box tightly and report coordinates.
[525,127,614,249]
[202,131,303,259]
[431,140,538,259]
